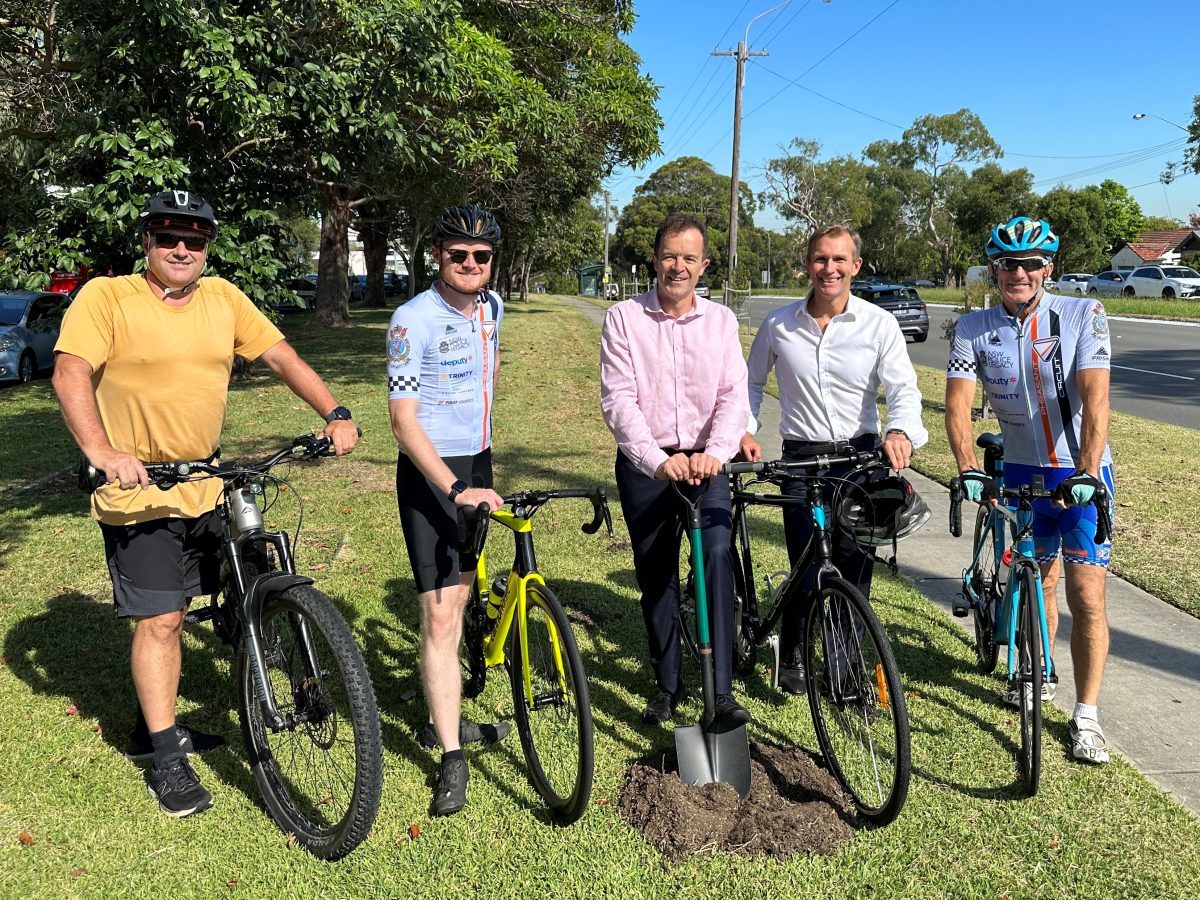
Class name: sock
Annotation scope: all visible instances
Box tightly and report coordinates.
[149,725,185,769]
[131,706,149,739]
[1073,703,1099,723]
[442,749,465,765]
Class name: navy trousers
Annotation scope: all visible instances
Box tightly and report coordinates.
[614,450,736,696]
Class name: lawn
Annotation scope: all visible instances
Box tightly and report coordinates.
[2,298,1199,898]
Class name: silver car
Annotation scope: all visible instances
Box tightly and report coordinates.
[1086,271,1128,297]
[0,291,70,384]
[1054,273,1092,295]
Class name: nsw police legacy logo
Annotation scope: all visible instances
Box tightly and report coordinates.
[388,325,410,364]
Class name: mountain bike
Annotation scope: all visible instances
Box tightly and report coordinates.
[92,434,383,859]
[460,487,612,824]
[721,450,911,825]
[949,443,1111,795]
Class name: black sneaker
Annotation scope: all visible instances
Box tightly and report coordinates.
[124,723,227,763]
[146,758,214,818]
[418,718,512,751]
[714,693,751,727]
[641,686,688,725]
[432,757,469,816]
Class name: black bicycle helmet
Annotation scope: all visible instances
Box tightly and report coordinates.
[836,468,931,548]
[137,190,218,238]
[431,204,501,245]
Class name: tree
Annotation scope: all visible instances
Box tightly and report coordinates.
[610,157,755,288]
[762,139,873,234]
[865,109,1002,285]
[1095,179,1145,252]
[1036,186,1108,274]
[950,163,1036,276]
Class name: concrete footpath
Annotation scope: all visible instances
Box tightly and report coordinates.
[560,293,1200,817]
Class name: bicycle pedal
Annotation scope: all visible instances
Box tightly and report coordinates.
[952,597,969,618]
[766,634,781,690]
[185,606,215,624]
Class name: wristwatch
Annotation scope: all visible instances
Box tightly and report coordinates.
[447,480,469,503]
[885,429,909,441]
[324,405,353,424]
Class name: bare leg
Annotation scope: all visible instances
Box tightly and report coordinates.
[130,610,187,732]
[419,574,474,753]
[1063,564,1109,707]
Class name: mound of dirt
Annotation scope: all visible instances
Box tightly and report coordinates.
[617,741,855,862]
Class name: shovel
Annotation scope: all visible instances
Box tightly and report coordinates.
[674,482,752,799]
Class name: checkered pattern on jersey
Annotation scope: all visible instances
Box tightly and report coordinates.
[388,374,419,393]
[947,358,976,374]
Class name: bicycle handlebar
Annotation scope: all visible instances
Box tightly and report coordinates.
[86,433,344,491]
[724,447,884,480]
[458,486,614,556]
[948,475,1112,543]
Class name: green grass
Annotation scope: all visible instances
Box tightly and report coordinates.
[3,300,1200,897]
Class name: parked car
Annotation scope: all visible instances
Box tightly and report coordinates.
[694,280,711,299]
[382,271,409,297]
[1121,265,1200,299]
[1085,270,1128,297]
[854,283,929,342]
[0,291,70,384]
[347,275,364,303]
[911,278,936,288]
[274,277,315,312]
[1054,273,1092,295]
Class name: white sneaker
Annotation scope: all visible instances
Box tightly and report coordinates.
[1069,718,1110,765]
[1001,680,1056,709]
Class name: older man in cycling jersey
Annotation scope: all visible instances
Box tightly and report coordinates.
[388,204,510,816]
[945,216,1114,764]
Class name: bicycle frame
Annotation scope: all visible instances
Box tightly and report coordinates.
[991,498,1055,689]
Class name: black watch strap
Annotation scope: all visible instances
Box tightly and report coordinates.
[324,405,353,424]
[447,479,469,503]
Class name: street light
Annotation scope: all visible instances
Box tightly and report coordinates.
[1132,112,1190,132]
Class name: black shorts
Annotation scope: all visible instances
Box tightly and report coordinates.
[99,511,223,618]
[396,448,493,593]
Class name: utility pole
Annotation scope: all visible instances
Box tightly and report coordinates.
[603,191,611,297]
[713,1,793,304]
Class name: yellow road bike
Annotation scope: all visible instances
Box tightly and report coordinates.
[460,487,612,824]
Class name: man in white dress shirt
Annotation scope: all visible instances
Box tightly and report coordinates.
[740,225,928,693]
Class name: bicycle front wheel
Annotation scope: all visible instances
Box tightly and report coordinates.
[508,581,594,824]
[237,585,383,860]
[1015,568,1043,795]
[805,576,910,825]
[969,506,1002,674]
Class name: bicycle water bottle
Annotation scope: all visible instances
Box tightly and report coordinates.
[229,484,265,537]
[487,575,507,620]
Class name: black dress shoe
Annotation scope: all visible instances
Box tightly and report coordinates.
[778,662,807,695]
[642,686,687,724]
[714,693,751,727]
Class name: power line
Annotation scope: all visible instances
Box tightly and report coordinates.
[1032,138,1187,188]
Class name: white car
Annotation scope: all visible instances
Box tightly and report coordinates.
[1054,273,1092,295]
[1086,271,1128,297]
[1121,265,1200,299]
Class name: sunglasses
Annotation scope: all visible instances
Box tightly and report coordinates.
[153,232,209,252]
[992,256,1050,273]
[444,248,493,265]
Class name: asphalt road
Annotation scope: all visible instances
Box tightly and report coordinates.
[745,295,1200,432]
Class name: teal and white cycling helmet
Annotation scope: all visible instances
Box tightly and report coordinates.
[985,216,1059,258]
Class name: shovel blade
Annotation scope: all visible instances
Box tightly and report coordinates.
[675,722,752,799]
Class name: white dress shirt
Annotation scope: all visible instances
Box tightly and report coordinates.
[747,294,928,448]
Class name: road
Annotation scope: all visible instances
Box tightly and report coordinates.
[745,295,1200,432]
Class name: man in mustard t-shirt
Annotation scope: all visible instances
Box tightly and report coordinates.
[52,190,359,818]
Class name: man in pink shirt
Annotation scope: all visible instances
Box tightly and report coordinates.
[600,214,752,727]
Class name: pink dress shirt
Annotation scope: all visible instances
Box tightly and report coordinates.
[600,290,750,478]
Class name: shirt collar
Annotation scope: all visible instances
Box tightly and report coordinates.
[640,289,706,320]
[794,292,860,324]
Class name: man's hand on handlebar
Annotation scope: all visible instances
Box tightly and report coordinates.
[89,447,149,490]
[1053,470,1102,509]
[959,469,995,503]
[454,486,505,511]
[321,418,360,456]
[882,431,913,471]
[738,432,762,463]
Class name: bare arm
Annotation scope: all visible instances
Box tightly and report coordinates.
[389,397,503,510]
[258,341,359,455]
[1075,367,1110,476]
[52,352,149,489]
[944,378,980,473]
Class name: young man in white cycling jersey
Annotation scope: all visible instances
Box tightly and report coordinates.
[387,204,510,816]
[945,216,1113,764]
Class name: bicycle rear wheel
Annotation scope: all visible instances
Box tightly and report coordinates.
[237,585,383,860]
[1015,568,1043,795]
[969,506,1003,674]
[731,541,756,676]
[508,581,594,823]
[805,576,910,825]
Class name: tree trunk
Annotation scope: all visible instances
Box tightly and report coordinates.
[314,184,352,327]
[519,255,532,302]
[412,221,428,297]
[360,217,388,308]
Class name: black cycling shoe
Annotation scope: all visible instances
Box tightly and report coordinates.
[714,694,751,727]
[418,719,512,751]
[146,758,214,818]
[124,723,227,763]
[642,686,688,725]
[778,661,807,696]
[432,757,469,817]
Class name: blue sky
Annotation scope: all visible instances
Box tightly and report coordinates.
[607,0,1198,231]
